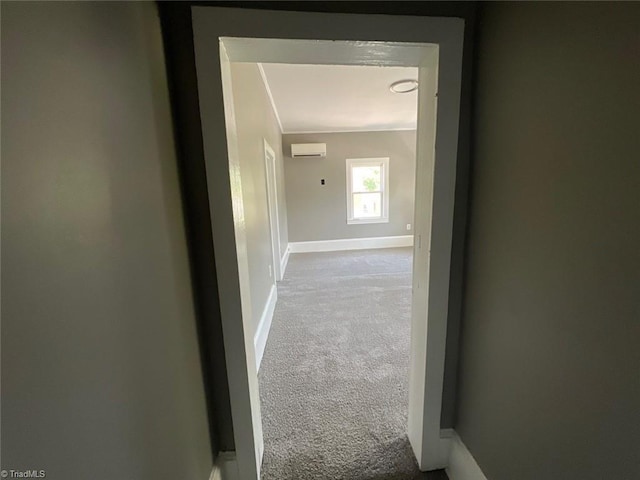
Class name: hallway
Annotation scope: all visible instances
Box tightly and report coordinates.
[258,248,447,480]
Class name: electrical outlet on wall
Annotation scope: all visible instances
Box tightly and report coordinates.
[406,223,412,231]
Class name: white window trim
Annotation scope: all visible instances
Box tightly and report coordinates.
[346,157,390,225]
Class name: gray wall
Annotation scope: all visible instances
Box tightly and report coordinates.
[456,3,640,479]
[230,63,288,337]
[1,2,212,478]
[283,131,416,242]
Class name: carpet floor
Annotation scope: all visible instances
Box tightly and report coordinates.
[258,248,448,480]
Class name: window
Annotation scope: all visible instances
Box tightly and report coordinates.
[346,157,390,224]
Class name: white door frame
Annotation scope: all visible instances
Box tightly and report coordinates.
[263,139,282,282]
[192,7,464,479]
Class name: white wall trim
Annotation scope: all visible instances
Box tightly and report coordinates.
[284,127,417,135]
[257,63,284,133]
[445,431,488,480]
[289,235,413,253]
[254,284,277,371]
[280,244,290,277]
[441,428,455,439]
[209,464,222,480]
[215,451,239,480]
[263,139,283,281]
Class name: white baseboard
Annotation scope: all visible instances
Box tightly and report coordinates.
[254,284,277,371]
[288,235,414,253]
[209,465,222,480]
[446,431,488,480]
[280,244,290,277]
[215,451,238,480]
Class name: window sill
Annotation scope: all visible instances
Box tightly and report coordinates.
[347,218,389,225]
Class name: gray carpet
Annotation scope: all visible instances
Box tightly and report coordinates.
[258,248,448,480]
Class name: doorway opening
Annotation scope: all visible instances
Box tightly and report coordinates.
[192,8,464,479]
[219,38,439,478]
[232,61,420,478]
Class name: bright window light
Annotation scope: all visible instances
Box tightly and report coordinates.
[346,157,390,225]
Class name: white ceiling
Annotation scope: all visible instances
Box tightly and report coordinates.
[259,63,418,134]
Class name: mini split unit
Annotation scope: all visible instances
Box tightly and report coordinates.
[291,143,326,158]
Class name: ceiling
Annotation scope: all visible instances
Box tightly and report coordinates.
[259,63,418,134]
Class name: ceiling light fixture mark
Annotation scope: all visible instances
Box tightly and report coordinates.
[390,79,418,94]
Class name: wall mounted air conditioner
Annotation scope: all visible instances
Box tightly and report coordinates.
[291,143,326,158]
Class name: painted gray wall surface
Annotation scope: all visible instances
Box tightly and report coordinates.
[158,2,235,451]
[283,131,416,242]
[456,3,640,479]
[1,2,212,478]
[230,62,288,337]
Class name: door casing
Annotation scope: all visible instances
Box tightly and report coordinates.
[263,139,282,282]
[191,6,464,479]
